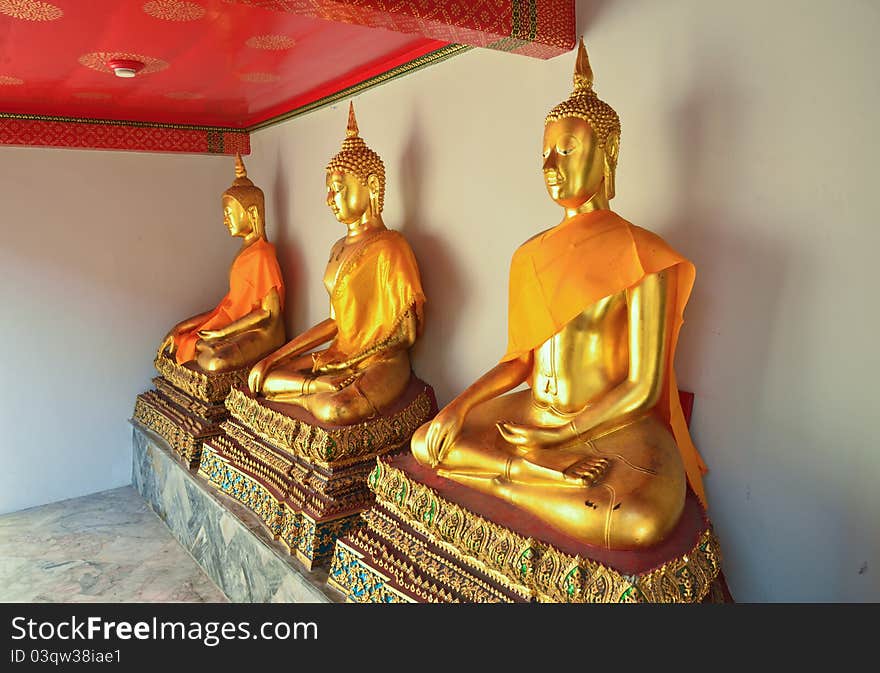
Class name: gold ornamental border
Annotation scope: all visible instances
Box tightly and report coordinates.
[368,460,723,603]
[0,111,241,133]
[154,355,248,404]
[133,395,200,462]
[225,386,434,467]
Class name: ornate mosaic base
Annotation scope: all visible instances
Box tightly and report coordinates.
[197,380,437,569]
[153,355,248,404]
[329,459,725,603]
[224,383,434,466]
[198,443,363,570]
[132,357,249,467]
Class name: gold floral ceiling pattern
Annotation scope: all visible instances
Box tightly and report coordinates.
[245,35,296,50]
[238,72,280,83]
[0,0,63,21]
[142,0,206,22]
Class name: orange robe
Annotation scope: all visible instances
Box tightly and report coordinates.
[174,238,285,365]
[500,209,709,505]
[313,229,425,370]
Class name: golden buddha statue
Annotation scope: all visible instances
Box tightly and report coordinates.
[412,39,709,550]
[247,103,426,426]
[158,154,286,373]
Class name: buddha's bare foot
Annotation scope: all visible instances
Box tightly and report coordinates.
[562,457,610,486]
[515,449,611,488]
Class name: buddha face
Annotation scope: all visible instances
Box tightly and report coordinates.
[542,117,607,208]
[326,170,371,225]
[222,196,253,238]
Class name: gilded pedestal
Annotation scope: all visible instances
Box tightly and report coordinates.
[133,355,248,467]
[198,377,437,570]
[328,453,732,603]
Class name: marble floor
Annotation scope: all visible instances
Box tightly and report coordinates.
[0,486,226,603]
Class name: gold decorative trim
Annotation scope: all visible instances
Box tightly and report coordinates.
[219,429,288,494]
[133,395,201,463]
[246,43,471,132]
[224,421,293,474]
[0,112,240,134]
[365,460,722,603]
[225,386,433,467]
[334,510,511,603]
[154,355,248,404]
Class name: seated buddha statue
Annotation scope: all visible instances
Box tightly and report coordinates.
[158,154,286,373]
[247,103,426,426]
[412,40,709,550]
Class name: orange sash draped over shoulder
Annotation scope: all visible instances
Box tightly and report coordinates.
[315,229,425,368]
[500,209,708,505]
[174,238,285,365]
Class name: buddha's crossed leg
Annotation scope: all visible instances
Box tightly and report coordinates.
[261,350,412,425]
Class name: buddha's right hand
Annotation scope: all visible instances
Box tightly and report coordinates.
[247,356,276,394]
[157,332,176,358]
[424,403,467,467]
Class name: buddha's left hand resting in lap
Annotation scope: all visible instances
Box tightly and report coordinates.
[158,154,286,373]
[412,40,708,550]
[247,104,426,425]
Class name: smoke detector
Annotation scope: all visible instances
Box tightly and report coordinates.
[107,58,145,78]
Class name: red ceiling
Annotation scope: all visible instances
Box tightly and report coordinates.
[0,0,448,128]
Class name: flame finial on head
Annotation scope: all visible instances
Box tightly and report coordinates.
[346,102,359,138]
[573,37,594,92]
[234,152,248,179]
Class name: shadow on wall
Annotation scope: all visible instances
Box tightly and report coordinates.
[658,43,784,599]
[396,106,466,401]
[271,148,308,338]
[656,40,873,600]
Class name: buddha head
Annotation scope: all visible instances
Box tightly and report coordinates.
[543,38,621,208]
[325,103,386,225]
[222,154,266,239]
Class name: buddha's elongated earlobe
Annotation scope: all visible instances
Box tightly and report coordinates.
[246,204,264,237]
[604,133,619,200]
[367,174,382,216]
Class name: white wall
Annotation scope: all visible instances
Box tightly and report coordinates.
[247,0,880,601]
[0,147,239,514]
